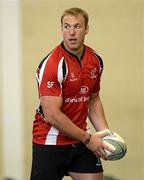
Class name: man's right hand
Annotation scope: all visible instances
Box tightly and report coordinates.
[85,130,114,160]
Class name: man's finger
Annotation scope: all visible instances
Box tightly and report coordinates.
[96,129,111,138]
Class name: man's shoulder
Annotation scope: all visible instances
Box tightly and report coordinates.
[85,45,103,59]
[85,45,100,56]
[38,44,64,68]
[85,45,104,69]
[49,44,64,58]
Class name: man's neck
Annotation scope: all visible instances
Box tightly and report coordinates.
[63,42,84,60]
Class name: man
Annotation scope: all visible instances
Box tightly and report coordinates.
[30,7,112,180]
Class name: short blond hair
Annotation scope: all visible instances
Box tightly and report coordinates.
[61,7,89,27]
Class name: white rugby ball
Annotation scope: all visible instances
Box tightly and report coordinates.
[103,131,127,161]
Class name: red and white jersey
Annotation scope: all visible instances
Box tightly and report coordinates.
[33,42,103,145]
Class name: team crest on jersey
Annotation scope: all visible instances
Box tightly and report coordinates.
[79,86,89,94]
[90,67,97,79]
[70,72,78,82]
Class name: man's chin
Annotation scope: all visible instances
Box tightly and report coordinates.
[64,42,82,52]
[67,44,79,51]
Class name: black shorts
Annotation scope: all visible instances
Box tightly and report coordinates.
[30,142,103,180]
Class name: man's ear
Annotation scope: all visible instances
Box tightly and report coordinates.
[61,24,63,31]
[85,25,89,35]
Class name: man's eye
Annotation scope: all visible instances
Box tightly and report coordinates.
[74,25,81,29]
[64,25,70,29]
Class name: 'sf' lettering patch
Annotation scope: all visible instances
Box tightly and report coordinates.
[47,81,54,88]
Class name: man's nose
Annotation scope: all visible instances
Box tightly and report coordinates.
[69,26,76,35]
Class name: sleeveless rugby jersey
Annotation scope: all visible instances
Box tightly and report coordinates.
[33,42,103,145]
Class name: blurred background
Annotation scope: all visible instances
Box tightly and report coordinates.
[0,0,144,179]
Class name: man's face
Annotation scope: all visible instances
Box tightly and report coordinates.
[61,14,89,52]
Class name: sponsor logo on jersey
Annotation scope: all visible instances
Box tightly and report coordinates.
[91,67,97,79]
[47,81,54,88]
[79,86,89,94]
[64,96,90,103]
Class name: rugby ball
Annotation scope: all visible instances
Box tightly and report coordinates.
[103,130,127,161]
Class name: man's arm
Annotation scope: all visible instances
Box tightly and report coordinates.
[41,95,112,160]
[88,92,109,131]
[40,96,90,144]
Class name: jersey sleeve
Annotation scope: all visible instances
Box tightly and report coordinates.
[36,55,64,97]
[92,73,102,93]
[92,54,104,93]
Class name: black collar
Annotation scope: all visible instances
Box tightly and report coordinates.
[60,41,85,62]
